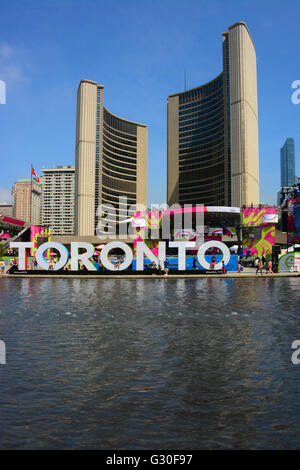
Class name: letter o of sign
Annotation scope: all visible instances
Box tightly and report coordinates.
[100,242,133,271]
[197,240,230,270]
[36,242,69,271]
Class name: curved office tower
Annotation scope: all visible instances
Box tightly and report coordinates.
[75,79,147,236]
[167,22,259,208]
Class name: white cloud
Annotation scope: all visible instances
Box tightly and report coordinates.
[0,43,28,86]
[0,43,13,59]
[0,187,12,204]
[0,65,23,83]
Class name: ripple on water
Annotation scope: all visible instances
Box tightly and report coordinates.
[0,277,299,449]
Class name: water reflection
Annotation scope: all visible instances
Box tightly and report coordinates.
[0,277,300,449]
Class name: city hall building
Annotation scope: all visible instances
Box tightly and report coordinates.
[75,79,148,237]
[167,22,260,208]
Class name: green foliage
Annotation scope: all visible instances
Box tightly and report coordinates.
[0,244,7,259]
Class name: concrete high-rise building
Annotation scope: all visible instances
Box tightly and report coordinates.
[167,21,259,208]
[41,166,75,235]
[280,138,295,187]
[12,178,41,224]
[0,204,12,217]
[75,79,147,236]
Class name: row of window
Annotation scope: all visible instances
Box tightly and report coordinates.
[179,96,223,122]
[179,136,224,156]
[101,200,136,213]
[179,155,224,172]
[102,160,136,176]
[179,175,224,189]
[103,136,136,157]
[103,154,136,172]
[178,87,223,113]
[103,108,137,136]
[102,189,136,204]
[103,122,137,142]
[103,127,137,148]
[179,118,224,140]
[179,104,224,132]
[101,183,136,198]
[179,129,224,148]
[179,142,224,162]
[104,134,137,154]
[179,180,225,195]
[103,149,137,166]
[178,75,223,105]
[102,167,136,182]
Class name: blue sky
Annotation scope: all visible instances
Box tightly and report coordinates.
[0,0,299,206]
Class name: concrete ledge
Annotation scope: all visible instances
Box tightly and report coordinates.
[4,273,300,279]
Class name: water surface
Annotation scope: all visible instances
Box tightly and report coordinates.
[0,277,299,449]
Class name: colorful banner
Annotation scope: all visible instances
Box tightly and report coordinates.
[133,211,163,255]
[134,207,240,255]
[286,198,296,232]
[243,226,275,256]
[30,226,51,257]
[242,207,277,227]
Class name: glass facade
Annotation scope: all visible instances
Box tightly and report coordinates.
[280,138,295,187]
[177,74,227,206]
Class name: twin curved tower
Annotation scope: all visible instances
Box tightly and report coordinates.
[75,22,259,236]
[75,80,147,236]
[167,21,259,208]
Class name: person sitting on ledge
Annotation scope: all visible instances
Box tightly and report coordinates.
[210,256,216,270]
[151,261,156,275]
[222,260,227,274]
[192,255,198,270]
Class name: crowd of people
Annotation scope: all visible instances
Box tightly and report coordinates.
[254,255,273,274]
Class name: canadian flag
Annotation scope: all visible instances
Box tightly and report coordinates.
[32,167,39,182]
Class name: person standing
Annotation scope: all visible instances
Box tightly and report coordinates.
[222,260,227,274]
[192,256,198,270]
[158,260,164,275]
[256,258,262,275]
[0,260,5,275]
[267,259,273,274]
[210,256,216,270]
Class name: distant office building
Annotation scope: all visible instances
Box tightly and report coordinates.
[167,21,259,208]
[0,204,12,217]
[75,79,148,236]
[41,166,75,235]
[12,178,41,224]
[277,190,282,206]
[280,138,295,187]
